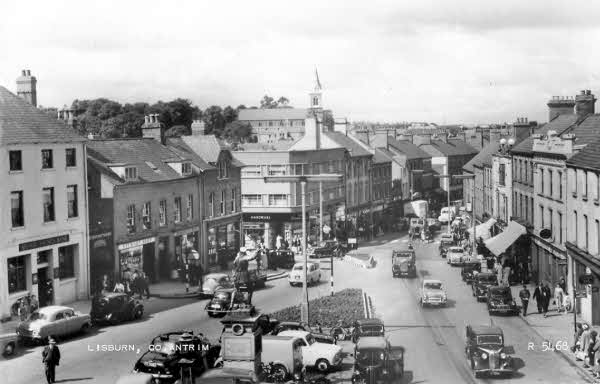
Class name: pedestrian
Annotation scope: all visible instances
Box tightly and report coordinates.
[572,323,584,353]
[542,283,552,317]
[554,283,565,313]
[101,274,110,294]
[532,282,544,314]
[113,280,125,293]
[519,285,531,316]
[559,276,567,295]
[580,324,592,364]
[276,234,282,250]
[42,336,60,383]
[588,331,599,369]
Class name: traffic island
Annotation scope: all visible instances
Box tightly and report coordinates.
[343,253,376,268]
[268,288,366,327]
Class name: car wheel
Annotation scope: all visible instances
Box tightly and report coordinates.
[80,323,90,334]
[315,358,331,373]
[134,307,143,319]
[271,363,288,381]
[3,342,16,357]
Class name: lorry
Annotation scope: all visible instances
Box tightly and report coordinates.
[392,249,417,278]
[403,200,428,219]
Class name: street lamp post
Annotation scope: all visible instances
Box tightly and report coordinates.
[435,174,452,234]
[264,174,343,323]
[453,174,476,257]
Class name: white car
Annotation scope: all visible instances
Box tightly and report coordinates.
[277,330,343,372]
[438,207,454,224]
[419,279,448,307]
[201,273,233,296]
[447,246,465,265]
[16,305,92,342]
[288,262,321,287]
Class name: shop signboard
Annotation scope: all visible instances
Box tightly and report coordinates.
[20,234,70,252]
[242,212,304,222]
[118,237,156,251]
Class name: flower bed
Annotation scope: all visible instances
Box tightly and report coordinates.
[268,288,365,327]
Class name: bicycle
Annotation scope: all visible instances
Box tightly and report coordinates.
[261,361,288,383]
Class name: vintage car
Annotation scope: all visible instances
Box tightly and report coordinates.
[288,262,322,286]
[465,325,513,378]
[351,336,404,384]
[270,321,336,344]
[426,218,442,232]
[278,330,343,373]
[461,261,482,284]
[16,305,92,343]
[309,240,339,259]
[0,332,18,358]
[472,273,499,302]
[438,234,455,258]
[205,288,256,317]
[115,373,158,384]
[447,246,466,266]
[391,249,416,278]
[201,273,233,296]
[90,292,144,325]
[133,331,220,383]
[419,279,447,307]
[267,249,296,270]
[487,287,519,315]
[353,318,385,343]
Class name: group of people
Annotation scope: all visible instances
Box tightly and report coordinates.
[99,269,151,300]
[517,278,569,317]
[573,323,600,378]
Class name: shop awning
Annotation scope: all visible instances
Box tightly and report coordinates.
[484,221,526,257]
[466,218,496,241]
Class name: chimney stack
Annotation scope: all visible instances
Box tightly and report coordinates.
[547,95,575,122]
[142,114,165,145]
[191,120,206,136]
[575,89,596,118]
[16,69,37,107]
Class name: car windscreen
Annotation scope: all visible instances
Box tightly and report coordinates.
[29,311,47,320]
[356,349,385,366]
[214,292,230,300]
[361,325,384,334]
[490,289,510,297]
[478,275,496,283]
[477,335,503,345]
[424,282,442,290]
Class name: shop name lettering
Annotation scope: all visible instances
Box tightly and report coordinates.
[121,256,141,265]
[19,235,69,252]
[249,215,270,220]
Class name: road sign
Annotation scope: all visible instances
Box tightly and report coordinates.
[579,274,594,285]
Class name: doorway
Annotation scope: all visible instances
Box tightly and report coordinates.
[37,267,53,307]
[142,243,155,283]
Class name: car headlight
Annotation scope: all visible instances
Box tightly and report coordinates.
[382,369,389,376]
[481,352,488,359]
[31,329,40,337]
[500,352,507,359]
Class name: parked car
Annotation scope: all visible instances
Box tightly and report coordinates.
[270,321,336,344]
[133,331,220,383]
[0,332,18,358]
[16,305,91,343]
[353,318,385,343]
[351,336,404,384]
[277,330,343,373]
[426,218,442,232]
[201,273,233,296]
[309,240,340,259]
[447,246,466,266]
[90,293,144,325]
[438,207,456,224]
[461,261,482,284]
[486,287,519,315]
[465,325,512,378]
[472,273,498,302]
[392,249,416,278]
[288,262,321,287]
[268,249,296,270]
[419,279,447,307]
[205,288,256,317]
[439,234,455,258]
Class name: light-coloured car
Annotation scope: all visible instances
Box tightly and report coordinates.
[0,332,18,358]
[277,330,343,372]
[438,207,455,224]
[419,279,447,307]
[288,262,321,287]
[16,305,92,342]
[202,273,233,296]
[447,246,465,266]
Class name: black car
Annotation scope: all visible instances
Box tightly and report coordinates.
[90,292,144,325]
[353,318,385,343]
[133,331,220,383]
[472,273,498,302]
[205,288,256,317]
[267,249,296,270]
[461,262,482,284]
[310,240,340,259]
[351,337,404,384]
[465,325,512,378]
[270,321,336,344]
[486,287,519,315]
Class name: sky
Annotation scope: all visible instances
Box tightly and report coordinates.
[2,0,600,125]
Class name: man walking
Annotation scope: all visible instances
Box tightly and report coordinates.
[519,284,531,316]
[542,283,552,317]
[533,282,544,314]
[554,282,565,313]
[42,336,60,383]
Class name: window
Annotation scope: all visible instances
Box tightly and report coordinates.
[65,148,76,167]
[209,193,215,217]
[174,197,182,222]
[8,256,26,293]
[574,210,578,245]
[67,185,78,218]
[182,162,192,175]
[159,200,167,226]
[530,197,534,223]
[584,214,589,250]
[558,171,563,200]
[540,168,545,195]
[220,190,226,214]
[11,191,24,227]
[269,194,288,206]
[143,202,152,229]
[549,170,553,197]
[549,208,553,238]
[558,212,563,244]
[41,149,53,169]
[42,187,55,222]
[499,164,506,186]
[218,161,229,179]
[524,195,528,222]
[127,204,136,228]
[597,220,600,256]
[242,194,262,206]
[58,245,75,279]
[230,188,236,212]
[125,167,137,180]
[540,205,544,228]
[187,195,193,220]
[583,171,589,200]
[572,169,578,196]
[9,150,22,171]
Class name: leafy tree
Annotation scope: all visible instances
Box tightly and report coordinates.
[277,97,289,107]
[223,121,252,143]
[236,104,247,111]
[322,111,335,131]
[202,105,225,137]
[223,105,237,124]
[259,95,291,109]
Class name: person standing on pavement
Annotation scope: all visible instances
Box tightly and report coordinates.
[42,336,60,383]
[533,282,544,314]
[519,285,531,316]
[554,282,565,313]
[580,324,592,364]
[587,331,599,369]
[542,283,552,317]
[572,323,584,353]
[559,276,567,295]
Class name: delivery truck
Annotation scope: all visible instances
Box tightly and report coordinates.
[403,200,428,219]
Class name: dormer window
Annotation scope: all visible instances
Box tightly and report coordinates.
[218,160,229,179]
[125,166,137,180]
[182,162,192,175]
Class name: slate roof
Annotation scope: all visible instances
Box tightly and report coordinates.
[373,148,392,164]
[180,135,223,163]
[238,140,299,151]
[387,138,431,160]
[0,86,85,145]
[165,137,214,171]
[323,131,372,157]
[463,142,501,172]
[511,114,578,155]
[238,108,308,121]
[565,114,600,145]
[423,139,478,157]
[566,137,600,171]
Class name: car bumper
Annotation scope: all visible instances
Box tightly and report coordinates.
[489,307,519,314]
[474,368,512,375]
[423,299,447,305]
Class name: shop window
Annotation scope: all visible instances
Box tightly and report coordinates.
[59,245,75,279]
[174,197,182,222]
[67,185,78,218]
[11,191,24,227]
[65,148,76,167]
[43,187,55,222]
[269,194,288,206]
[159,199,167,226]
[242,194,262,206]
[9,150,22,171]
[8,255,26,293]
[143,202,152,229]
[42,149,53,169]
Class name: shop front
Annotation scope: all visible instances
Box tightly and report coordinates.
[206,214,242,272]
[532,237,567,286]
[567,242,600,325]
[242,212,304,250]
[89,232,113,291]
[117,237,156,282]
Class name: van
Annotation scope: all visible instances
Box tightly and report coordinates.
[261,335,304,380]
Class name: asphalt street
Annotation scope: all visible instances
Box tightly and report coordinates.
[0,232,590,383]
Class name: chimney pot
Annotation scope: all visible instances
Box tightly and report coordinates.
[26,70,31,76]
[21,70,26,76]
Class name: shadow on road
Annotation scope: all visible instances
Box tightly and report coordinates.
[418,269,430,278]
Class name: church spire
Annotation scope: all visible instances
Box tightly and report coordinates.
[310,68,323,110]
[314,68,322,92]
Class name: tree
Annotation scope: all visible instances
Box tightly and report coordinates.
[223,105,237,124]
[236,104,247,111]
[202,105,225,137]
[223,121,252,143]
[322,111,335,131]
[277,97,289,107]
[260,95,277,109]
